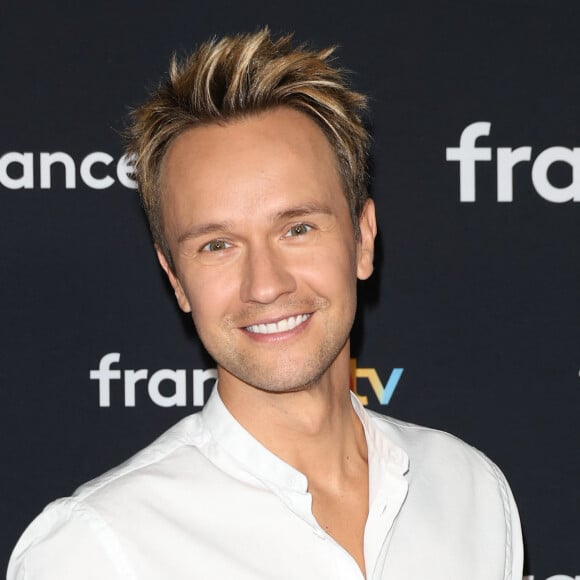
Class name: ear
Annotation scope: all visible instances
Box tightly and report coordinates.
[155,246,192,313]
[356,199,377,281]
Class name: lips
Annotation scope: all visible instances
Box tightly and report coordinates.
[245,313,310,335]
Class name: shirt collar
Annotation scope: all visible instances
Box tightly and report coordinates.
[350,392,410,476]
[200,385,309,493]
[200,385,409,495]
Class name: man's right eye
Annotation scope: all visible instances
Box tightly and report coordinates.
[201,240,231,252]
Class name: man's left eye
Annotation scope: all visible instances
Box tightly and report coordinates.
[201,239,231,252]
[285,224,312,237]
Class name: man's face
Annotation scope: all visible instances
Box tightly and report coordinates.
[158,107,376,393]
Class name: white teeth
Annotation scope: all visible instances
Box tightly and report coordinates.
[246,314,310,334]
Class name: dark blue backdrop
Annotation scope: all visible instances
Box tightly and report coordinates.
[2,2,579,578]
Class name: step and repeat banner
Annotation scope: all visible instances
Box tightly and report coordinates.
[1,1,579,578]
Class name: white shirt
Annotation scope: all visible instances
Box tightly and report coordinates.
[8,388,523,579]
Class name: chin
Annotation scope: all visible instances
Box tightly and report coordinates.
[218,342,348,394]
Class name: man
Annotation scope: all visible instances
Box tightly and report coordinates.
[8,29,523,579]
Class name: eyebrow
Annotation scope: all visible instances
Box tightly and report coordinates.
[177,222,234,244]
[176,203,334,245]
[273,203,334,221]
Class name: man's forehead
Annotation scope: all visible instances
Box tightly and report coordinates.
[159,108,345,217]
[162,108,339,179]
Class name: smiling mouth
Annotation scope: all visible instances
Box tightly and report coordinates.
[245,314,311,335]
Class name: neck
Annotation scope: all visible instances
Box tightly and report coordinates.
[217,347,368,483]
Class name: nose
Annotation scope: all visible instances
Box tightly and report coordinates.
[240,243,296,304]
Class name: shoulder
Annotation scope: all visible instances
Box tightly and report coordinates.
[367,410,524,578]
[366,408,519,522]
[72,411,206,503]
[7,498,129,580]
[7,413,205,580]
[368,409,503,481]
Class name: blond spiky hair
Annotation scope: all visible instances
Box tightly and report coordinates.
[126,28,370,265]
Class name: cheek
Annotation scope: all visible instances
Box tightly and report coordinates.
[294,242,357,293]
[182,270,240,321]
